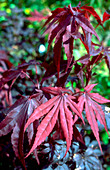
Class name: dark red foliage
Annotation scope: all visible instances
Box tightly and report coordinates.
[42,4,100,76]
[80,5,102,24]
[0,2,110,169]
[0,92,46,166]
[0,60,40,89]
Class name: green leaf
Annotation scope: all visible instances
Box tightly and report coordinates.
[101,131,110,145]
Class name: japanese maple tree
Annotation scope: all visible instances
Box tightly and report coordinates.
[0,2,110,169]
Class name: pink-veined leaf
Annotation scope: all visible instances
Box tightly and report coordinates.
[24,87,82,158]
[78,84,110,152]
[24,95,60,130]
[92,101,108,132]
[25,96,61,158]
[59,96,73,156]
[85,94,102,152]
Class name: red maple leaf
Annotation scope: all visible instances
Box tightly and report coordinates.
[102,11,110,23]
[78,84,110,152]
[42,4,99,77]
[24,87,84,158]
